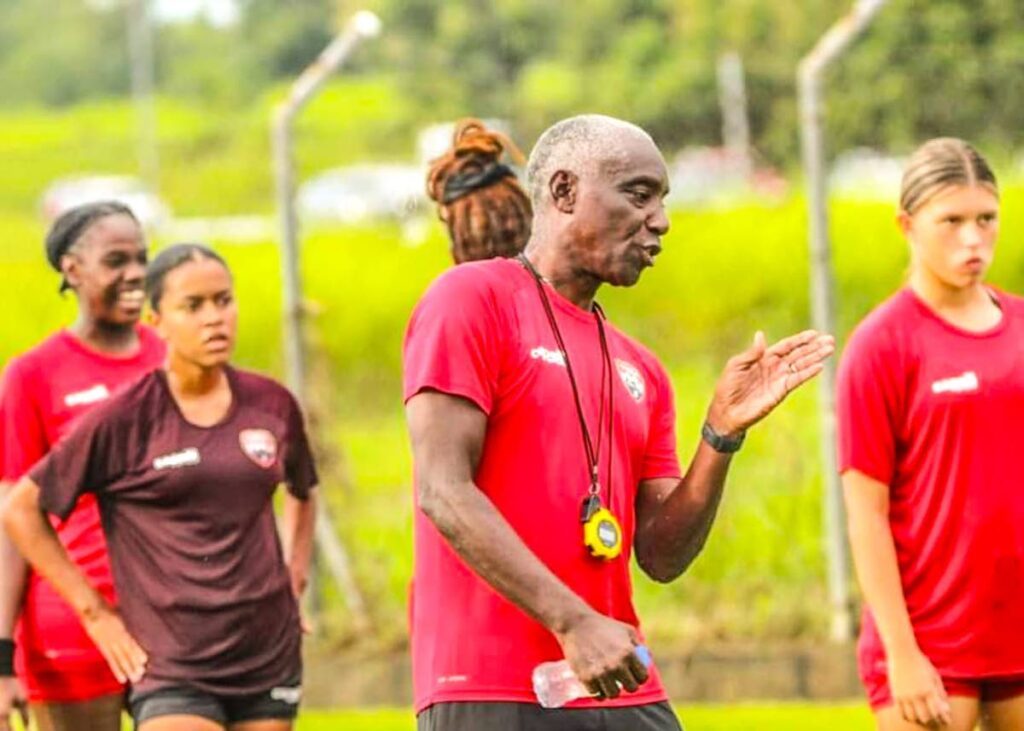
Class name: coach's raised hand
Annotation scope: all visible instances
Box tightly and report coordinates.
[705,329,835,438]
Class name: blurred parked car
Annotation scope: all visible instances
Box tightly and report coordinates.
[297,164,427,224]
[829,148,905,202]
[41,175,172,230]
[666,147,788,208]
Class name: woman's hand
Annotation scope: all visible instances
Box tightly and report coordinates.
[887,645,952,727]
[81,602,148,684]
[0,677,28,731]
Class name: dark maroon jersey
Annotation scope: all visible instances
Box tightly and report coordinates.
[29,366,318,696]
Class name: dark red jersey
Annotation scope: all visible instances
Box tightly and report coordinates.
[30,366,318,696]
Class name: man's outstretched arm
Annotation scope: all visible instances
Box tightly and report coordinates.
[635,329,834,582]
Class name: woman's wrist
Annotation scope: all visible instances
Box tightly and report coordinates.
[0,638,14,676]
[74,589,109,623]
[881,629,921,659]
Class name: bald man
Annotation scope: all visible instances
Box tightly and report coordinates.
[403,114,834,731]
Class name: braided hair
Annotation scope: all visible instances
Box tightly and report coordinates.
[426,119,532,264]
[45,201,139,293]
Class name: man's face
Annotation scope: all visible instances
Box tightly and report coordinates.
[564,134,670,287]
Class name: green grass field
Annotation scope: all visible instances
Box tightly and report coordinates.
[100,703,872,730]
[295,703,873,730]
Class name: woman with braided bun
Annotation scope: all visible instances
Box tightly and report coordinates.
[426,118,532,264]
[0,202,164,731]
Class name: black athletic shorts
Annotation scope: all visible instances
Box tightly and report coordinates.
[417,701,683,731]
[129,674,302,726]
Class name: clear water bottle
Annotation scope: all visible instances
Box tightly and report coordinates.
[532,645,652,708]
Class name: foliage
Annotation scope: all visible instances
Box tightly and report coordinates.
[3,2,1024,164]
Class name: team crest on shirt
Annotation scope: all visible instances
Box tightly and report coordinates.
[239,429,278,468]
[615,359,645,402]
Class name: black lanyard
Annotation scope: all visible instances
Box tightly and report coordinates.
[518,254,615,517]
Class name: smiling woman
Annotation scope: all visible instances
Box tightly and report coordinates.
[2,244,320,731]
[0,201,165,731]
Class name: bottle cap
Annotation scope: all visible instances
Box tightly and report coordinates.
[635,644,652,668]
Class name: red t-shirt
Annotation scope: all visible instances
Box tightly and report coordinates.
[402,258,682,712]
[0,326,165,701]
[837,287,1024,679]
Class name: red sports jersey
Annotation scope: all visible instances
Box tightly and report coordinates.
[0,326,165,702]
[403,258,682,712]
[837,287,1024,680]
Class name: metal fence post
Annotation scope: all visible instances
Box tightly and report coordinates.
[272,10,382,634]
[797,0,889,643]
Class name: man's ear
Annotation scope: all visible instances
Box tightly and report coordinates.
[549,170,578,213]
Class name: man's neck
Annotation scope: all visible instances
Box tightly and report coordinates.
[70,315,139,355]
[523,238,601,312]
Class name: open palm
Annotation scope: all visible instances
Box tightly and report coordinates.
[708,329,835,435]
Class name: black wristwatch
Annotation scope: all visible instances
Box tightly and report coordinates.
[701,421,745,453]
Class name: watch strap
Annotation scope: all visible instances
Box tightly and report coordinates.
[701,421,745,453]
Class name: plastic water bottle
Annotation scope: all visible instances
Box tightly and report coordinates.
[532,645,652,709]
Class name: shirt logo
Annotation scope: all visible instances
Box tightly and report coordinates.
[63,384,110,408]
[239,428,278,469]
[153,448,201,471]
[269,685,302,704]
[437,674,469,685]
[931,371,979,395]
[530,346,566,367]
[615,359,645,402]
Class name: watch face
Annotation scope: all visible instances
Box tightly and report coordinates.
[584,508,623,559]
[597,519,619,548]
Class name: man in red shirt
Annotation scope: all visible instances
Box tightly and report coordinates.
[403,114,835,730]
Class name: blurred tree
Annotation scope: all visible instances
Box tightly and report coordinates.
[3,0,1024,164]
[237,0,334,77]
[0,0,129,105]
